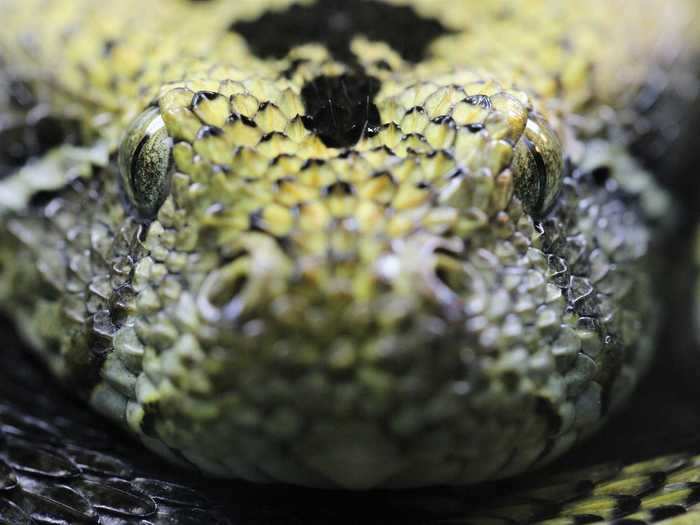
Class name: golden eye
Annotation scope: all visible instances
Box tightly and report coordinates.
[511,115,564,217]
[118,107,173,220]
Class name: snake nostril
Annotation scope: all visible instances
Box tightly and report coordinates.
[197,256,251,322]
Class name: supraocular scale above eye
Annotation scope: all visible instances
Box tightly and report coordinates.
[511,115,564,217]
[118,107,174,220]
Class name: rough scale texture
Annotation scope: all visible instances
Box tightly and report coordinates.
[0,0,698,495]
[4,324,700,524]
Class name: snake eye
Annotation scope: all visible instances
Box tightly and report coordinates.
[511,115,564,217]
[118,107,173,220]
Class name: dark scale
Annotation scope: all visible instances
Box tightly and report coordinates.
[102,38,117,56]
[248,208,265,232]
[191,90,221,108]
[301,74,381,148]
[195,125,224,139]
[649,506,689,521]
[322,180,356,197]
[260,131,287,143]
[239,115,257,128]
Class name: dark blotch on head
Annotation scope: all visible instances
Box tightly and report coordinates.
[301,74,381,148]
[229,0,451,67]
[0,116,81,180]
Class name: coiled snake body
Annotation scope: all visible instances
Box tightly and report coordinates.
[0,0,699,523]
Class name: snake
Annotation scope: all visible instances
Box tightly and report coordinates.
[0,0,699,523]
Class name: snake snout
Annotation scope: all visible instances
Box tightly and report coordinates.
[134,215,584,488]
[193,230,468,333]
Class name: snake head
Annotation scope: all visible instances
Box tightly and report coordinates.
[103,73,660,489]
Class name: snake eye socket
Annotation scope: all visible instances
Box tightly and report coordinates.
[511,115,564,217]
[118,107,173,220]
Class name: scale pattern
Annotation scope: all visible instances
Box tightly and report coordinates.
[3,336,700,524]
[0,0,698,495]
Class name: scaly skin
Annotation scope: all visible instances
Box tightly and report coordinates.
[0,0,698,491]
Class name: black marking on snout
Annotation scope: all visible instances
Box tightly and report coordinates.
[301,74,381,148]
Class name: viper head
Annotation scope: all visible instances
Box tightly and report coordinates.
[110,72,653,488]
